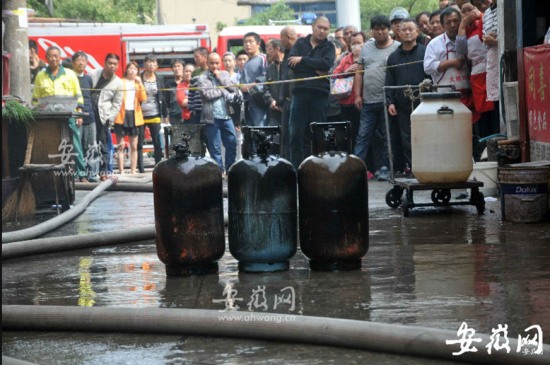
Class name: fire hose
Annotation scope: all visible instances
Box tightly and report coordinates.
[3,305,548,365]
[2,179,115,244]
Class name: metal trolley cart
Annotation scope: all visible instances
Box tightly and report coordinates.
[385,179,485,217]
[382,83,485,217]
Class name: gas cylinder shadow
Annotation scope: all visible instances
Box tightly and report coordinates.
[232,270,304,315]
[294,268,372,320]
[159,273,225,310]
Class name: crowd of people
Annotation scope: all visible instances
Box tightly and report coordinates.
[29,0,501,181]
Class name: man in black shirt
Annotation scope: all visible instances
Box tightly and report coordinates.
[72,51,99,182]
[386,19,429,176]
[287,16,335,168]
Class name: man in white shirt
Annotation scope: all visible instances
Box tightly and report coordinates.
[424,7,470,91]
[424,7,477,121]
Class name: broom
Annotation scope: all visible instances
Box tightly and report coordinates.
[2,127,36,220]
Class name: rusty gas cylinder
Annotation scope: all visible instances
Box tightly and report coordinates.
[228,126,297,272]
[153,128,224,276]
[298,122,369,271]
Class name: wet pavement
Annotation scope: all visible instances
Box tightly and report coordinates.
[2,176,550,365]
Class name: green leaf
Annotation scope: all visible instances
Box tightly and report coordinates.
[2,100,36,128]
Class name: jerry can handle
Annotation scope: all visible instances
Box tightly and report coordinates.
[437,105,454,115]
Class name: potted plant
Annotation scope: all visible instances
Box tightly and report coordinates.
[2,98,35,208]
[2,98,35,127]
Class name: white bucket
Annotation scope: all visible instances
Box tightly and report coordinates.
[469,161,498,196]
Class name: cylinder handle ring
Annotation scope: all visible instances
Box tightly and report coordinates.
[437,105,454,115]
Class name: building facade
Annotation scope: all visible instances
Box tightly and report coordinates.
[237,0,337,25]
[157,0,251,48]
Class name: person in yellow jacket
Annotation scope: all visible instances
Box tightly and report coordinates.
[114,61,147,175]
[32,46,89,182]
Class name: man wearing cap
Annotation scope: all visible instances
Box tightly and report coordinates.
[390,8,410,42]
[391,7,429,45]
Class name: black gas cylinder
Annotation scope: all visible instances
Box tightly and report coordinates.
[228,126,297,272]
[153,126,224,276]
[298,122,369,271]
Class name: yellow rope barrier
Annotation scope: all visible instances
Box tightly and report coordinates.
[32,60,426,93]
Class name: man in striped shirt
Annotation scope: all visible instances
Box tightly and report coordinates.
[479,0,499,103]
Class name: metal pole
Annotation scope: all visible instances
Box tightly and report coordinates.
[156,0,165,25]
[336,0,361,30]
[382,87,395,182]
[381,85,423,181]
[381,83,455,181]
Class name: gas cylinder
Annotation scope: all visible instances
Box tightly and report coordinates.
[153,126,224,276]
[411,92,473,183]
[298,122,369,271]
[228,126,297,272]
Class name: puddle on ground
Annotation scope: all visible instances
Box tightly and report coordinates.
[3,188,549,364]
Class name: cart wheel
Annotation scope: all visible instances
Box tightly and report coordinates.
[385,187,403,208]
[431,189,451,204]
[402,194,410,217]
[471,191,485,214]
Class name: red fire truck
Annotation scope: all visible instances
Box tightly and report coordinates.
[216,25,312,56]
[28,22,211,77]
[28,22,211,159]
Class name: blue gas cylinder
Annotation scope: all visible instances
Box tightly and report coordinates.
[228,126,297,272]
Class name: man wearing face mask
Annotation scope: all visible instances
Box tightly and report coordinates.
[332,31,366,149]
